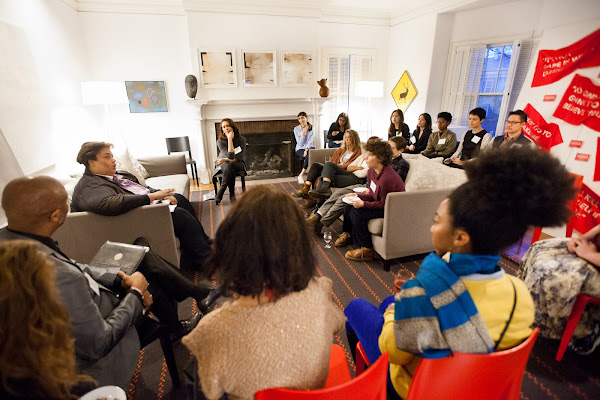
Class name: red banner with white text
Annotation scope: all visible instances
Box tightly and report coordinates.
[522,103,563,150]
[572,184,600,234]
[532,28,600,87]
[553,74,600,132]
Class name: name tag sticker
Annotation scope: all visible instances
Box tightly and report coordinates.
[84,272,100,297]
[471,136,481,144]
[438,138,446,145]
[410,136,416,144]
[370,181,377,193]
[234,146,242,155]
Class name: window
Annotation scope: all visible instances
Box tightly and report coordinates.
[443,39,540,136]
[321,48,374,142]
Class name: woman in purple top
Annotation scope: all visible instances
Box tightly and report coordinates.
[335,140,405,261]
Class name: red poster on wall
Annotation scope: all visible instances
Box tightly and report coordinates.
[572,184,600,234]
[553,74,600,132]
[522,103,563,150]
[595,137,600,181]
[531,28,600,87]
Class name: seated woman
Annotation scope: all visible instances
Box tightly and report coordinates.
[0,241,95,399]
[215,118,247,204]
[294,130,362,208]
[344,147,575,399]
[182,186,345,400]
[326,112,350,148]
[294,111,314,184]
[405,113,432,154]
[335,140,406,261]
[444,107,492,169]
[387,109,410,142]
[519,224,600,354]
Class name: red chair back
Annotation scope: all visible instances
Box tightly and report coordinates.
[255,352,389,400]
[324,344,352,388]
[406,328,539,400]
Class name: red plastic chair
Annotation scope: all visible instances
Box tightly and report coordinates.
[556,294,600,361]
[355,341,371,376]
[406,328,539,400]
[324,344,352,388]
[255,352,389,400]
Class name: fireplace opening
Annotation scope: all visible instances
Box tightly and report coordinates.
[215,119,298,180]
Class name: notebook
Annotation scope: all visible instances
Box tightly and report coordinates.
[89,241,149,275]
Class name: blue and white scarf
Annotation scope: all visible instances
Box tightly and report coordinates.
[393,252,501,358]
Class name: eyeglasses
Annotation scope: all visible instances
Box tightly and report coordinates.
[505,120,523,125]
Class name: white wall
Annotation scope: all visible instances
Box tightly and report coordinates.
[0,0,90,175]
[80,12,194,159]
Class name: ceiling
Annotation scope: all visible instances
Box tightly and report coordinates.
[60,0,512,26]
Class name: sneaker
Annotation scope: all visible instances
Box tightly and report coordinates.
[345,247,374,261]
[335,232,351,247]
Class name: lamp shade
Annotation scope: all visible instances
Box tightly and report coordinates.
[355,81,384,98]
[81,81,128,105]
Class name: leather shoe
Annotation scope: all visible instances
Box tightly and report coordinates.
[335,232,351,247]
[199,288,222,311]
[345,247,374,261]
[170,312,202,342]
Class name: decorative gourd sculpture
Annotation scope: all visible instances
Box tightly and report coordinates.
[318,79,330,98]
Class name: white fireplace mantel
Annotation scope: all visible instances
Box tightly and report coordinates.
[186,97,329,184]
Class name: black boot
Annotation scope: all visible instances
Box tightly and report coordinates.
[309,180,332,199]
[215,185,227,205]
[199,288,222,311]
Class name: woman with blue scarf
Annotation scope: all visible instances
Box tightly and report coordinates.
[344,147,576,399]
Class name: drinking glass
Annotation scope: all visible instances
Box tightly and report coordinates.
[323,231,332,249]
[394,269,414,293]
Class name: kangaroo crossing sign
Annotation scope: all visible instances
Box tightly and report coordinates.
[391,71,418,113]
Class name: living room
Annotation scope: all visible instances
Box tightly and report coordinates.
[1,0,600,399]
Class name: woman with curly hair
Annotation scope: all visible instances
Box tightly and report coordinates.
[183,186,345,400]
[0,241,94,399]
[344,147,576,399]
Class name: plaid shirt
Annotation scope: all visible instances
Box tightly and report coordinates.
[391,154,410,183]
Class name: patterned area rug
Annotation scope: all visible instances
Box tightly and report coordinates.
[127,181,600,400]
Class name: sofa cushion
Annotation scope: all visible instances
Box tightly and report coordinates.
[114,148,149,185]
[368,218,384,236]
[403,155,467,192]
[146,174,190,198]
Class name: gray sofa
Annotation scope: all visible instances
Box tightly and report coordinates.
[54,154,190,266]
[306,148,465,268]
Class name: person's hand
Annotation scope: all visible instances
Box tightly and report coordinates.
[452,158,464,165]
[164,195,178,205]
[443,158,451,165]
[574,238,597,259]
[332,131,339,136]
[352,198,364,208]
[225,130,234,140]
[148,188,175,202]
[408,145,415,151]
[386,303,395,313]
[216,158,227,167]
[142,290,153,311]
[567,235,581,254]
[303,149,308,157]
[119,271,149,292]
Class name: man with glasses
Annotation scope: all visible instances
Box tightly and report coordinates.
[490,110,533,150]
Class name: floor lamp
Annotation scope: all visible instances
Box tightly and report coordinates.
[355,81,384,141]
[81,81,128,144]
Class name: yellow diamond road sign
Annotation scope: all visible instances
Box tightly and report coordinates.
[391,71,418,113]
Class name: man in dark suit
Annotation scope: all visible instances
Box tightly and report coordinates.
[70,142,212,273]
[0,176,204,387]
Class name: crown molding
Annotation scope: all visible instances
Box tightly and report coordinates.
[75,0,186,16]
[59,0,79,11]
[390,0,479,25]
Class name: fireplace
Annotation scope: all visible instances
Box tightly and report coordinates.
[215,120,298,180]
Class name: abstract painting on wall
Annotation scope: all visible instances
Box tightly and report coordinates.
[282,52,313,87]
[242,51,276,87]
[125,81,168,113]
[199,50,237,87]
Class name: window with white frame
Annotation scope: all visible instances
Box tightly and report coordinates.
[443,39,540,137]
[322,48,374,141]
